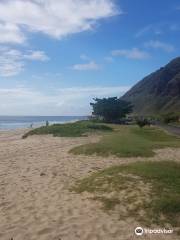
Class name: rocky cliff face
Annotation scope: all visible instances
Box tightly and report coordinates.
[122,57,180,115]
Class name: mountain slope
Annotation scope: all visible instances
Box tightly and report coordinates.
[122,57,180,115]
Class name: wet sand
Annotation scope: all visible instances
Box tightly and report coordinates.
[0,129,180,240]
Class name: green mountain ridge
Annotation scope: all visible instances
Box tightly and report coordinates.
[122,57,180,115]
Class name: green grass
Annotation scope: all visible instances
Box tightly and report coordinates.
[72,161,180,227]
[22,120,113,138]
[71,126,180,157]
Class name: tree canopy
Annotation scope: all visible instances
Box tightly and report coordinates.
[90,97,133,123]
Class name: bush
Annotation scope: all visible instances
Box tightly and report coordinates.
[22,120,113,138]
[136,118,150,128]
[161,112,179,124]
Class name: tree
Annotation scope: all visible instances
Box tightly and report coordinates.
[136,118,150,128]
[90,97,133,123]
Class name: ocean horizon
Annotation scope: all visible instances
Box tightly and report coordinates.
[0,116,88,130]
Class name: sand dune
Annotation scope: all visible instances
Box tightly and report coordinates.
[0,130,180,240]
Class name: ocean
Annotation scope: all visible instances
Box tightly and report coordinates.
[0,116,87,130]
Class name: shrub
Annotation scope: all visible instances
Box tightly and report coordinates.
[161,112,179,124]
[136,118,150,128]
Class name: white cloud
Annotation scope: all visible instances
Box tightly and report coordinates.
[0,48,49,77]
[135,25,163,38]
[176,6,180,10]
[0,86,130,115]
[135,23,180,38]
[104,56,114,62]
[0,0,119,44]
[169,24,180,31]
[72,61,101,71]
[32,72,62,80]
[112,48,150,60]
[145,40,175,53]
[0,48,24,76]
[0,22,26,44]
[24,51,49,61]
[80,54,90,61]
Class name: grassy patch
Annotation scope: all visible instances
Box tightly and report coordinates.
[70,126,180,157]
[22,120,112,138]
[72,161,180,227]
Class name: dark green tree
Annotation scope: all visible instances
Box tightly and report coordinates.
[136,118,150,128]
[90,97,133,123]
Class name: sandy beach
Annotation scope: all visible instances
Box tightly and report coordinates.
[0,129,180,240]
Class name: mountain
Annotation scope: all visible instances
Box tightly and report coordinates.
[122,57,180,115]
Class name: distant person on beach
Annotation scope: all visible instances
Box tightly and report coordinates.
[46,121,49,127]
[30,123,33,128]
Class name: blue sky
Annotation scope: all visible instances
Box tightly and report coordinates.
[0,0,180,115]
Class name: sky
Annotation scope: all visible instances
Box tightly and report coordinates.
[0,0,180,116]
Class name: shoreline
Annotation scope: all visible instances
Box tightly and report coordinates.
[0,120,85,132]
[0,116,88,132]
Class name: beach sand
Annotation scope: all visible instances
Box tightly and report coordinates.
[0,129,180,240]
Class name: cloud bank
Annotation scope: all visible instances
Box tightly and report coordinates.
[0,86,130,115]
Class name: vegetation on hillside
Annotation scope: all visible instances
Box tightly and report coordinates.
[72,161,180,227]
[22,121,113,138]
[161,112,180,124]
[71,126,180,157]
